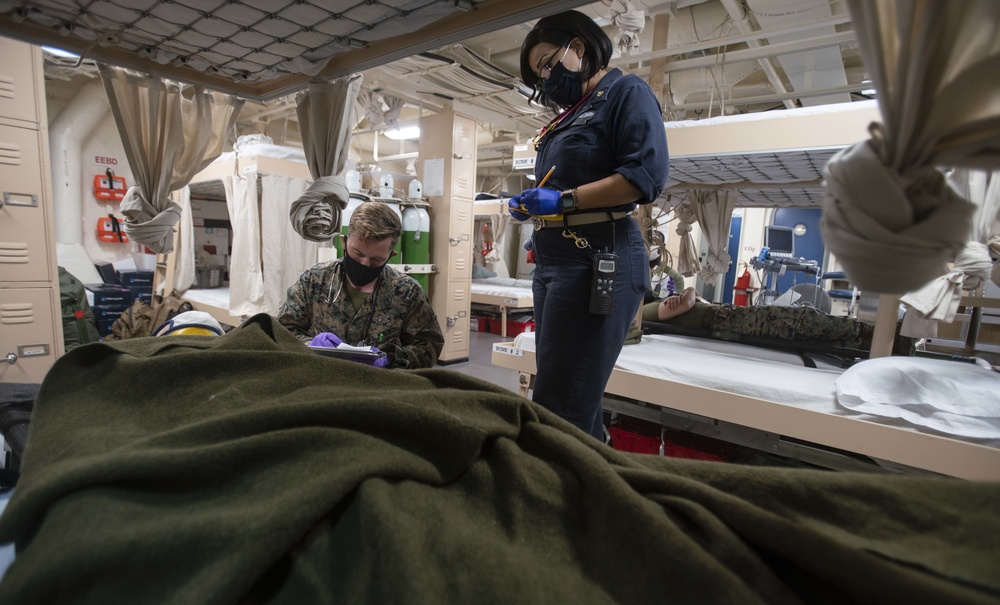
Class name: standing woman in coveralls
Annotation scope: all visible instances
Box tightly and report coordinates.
[509,10,669,440]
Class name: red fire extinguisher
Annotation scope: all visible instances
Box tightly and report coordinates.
[734,267,753,306]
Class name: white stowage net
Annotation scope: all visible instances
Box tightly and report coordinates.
[98,64,243,253]
[290,75,363,243]
[820,0,1000,295]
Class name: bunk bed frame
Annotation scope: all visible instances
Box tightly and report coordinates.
[489,101,1000,481]
[158,145,313,326]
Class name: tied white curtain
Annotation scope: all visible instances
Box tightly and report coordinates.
[356,88,384,128]
[901,170,1000,322]
[382,95,406,129]
[97,64,243,253]
[820,0,1000,295]
[674,203,701,277]
[688,190,737,285]
[174,187,196,292]
[608,0,645,56]
[484,212,512,266]
[289,75,364,242]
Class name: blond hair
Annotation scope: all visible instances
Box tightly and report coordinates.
[348,201,402,248]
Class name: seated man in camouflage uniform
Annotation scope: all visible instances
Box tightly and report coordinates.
[276,202,444,369]
[643,287,911,355]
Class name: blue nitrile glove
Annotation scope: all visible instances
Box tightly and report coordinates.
[507,195,530,221]
[309,332,343,348]
[518,187,562,216]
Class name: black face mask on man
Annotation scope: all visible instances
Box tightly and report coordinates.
[342,248,386,287]
[541,45,584,107]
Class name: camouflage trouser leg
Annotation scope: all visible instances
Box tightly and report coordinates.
[707,305,862,348]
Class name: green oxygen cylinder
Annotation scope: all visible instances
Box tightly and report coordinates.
[334,194,366,257]
[402,204,431,290]
[382,199,403,264]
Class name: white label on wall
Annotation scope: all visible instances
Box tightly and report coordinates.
[492,344,523,357]
[423,158,445,197]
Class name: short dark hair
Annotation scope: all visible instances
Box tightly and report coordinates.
[519,10,613,111]
[349,201,402,248]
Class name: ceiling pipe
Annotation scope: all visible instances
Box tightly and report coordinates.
[718,0,797,109]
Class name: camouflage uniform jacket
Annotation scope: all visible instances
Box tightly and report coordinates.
[276,260,444,369]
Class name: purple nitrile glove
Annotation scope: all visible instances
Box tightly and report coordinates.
[309,332,343,348]
[507,195,530,221]
[518,187,561,216]
[371,347,389,368]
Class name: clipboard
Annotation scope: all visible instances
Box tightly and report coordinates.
[308,345,387,365]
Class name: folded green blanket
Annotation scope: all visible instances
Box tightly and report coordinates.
[0,314,998,604]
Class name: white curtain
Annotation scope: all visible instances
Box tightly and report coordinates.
[289,75,364,243]
[901,169,1000,322]
[173,186,196,292]
[674,203,701,277]
[262,174,318,316]
[356,88,384,128]
[820,0,1000,295]
[484,212,511,266]
[97,64,243,253]
[608,0,645,56]
[224,174,265,316]
[382,95,406,129]
[689,190,737,285]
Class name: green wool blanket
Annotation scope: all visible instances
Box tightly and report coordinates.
[0,315,998,604]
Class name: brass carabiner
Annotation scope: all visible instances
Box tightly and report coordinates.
[562,229,590,249]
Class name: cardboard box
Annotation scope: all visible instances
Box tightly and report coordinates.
[94,262,118,284]
[98,318,117,337]
[194,266,224,289]
[470,316,487,332]
[92,305,130,320]
[117,270,154,287]
[86,284,132,307]
[488,314,534,336]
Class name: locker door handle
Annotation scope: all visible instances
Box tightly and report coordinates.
[5,352,16,365]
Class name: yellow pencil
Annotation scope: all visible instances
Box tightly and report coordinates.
[537,165,556,188]
[521,165,562,219]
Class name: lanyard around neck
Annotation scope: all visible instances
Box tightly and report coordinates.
[531,88,596,150]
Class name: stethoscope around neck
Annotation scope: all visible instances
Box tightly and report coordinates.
[322,261,383,347]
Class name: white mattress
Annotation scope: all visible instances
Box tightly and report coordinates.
[181,286,231,310]
[511,331,1000,444]
[471,278,533,300]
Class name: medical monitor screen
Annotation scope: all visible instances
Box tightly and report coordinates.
[765,226,794,255]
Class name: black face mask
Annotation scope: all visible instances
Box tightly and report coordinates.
[342,249,386,287]
[541,47,583,107]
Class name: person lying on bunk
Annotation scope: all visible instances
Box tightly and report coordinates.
[642,287,914,355]
[276,202,444,369]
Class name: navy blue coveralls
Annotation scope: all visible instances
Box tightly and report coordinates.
[530,68,669,439]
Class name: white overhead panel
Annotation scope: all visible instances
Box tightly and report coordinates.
[745,0,852,107]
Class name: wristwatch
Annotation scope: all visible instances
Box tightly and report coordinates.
[560,189,579,212]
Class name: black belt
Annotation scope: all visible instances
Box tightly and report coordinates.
[532,211,630,230]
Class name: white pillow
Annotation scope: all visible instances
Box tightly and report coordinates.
[836,357,1000,439]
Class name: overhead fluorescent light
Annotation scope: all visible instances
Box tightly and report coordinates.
[42,45,80,59]
[383,125,421,140]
